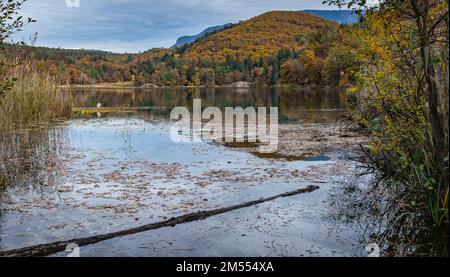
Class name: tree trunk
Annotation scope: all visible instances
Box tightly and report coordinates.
[412,0,449,220]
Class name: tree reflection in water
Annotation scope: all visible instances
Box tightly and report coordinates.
[0,127,69,192]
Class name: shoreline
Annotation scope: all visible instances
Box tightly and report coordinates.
[61,84,331,90]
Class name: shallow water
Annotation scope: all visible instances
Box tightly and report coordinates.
[0,87,368,256]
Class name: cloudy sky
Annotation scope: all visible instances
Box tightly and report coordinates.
[12,0,338,53]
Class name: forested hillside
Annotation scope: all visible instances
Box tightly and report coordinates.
[181,11,336,61]
[171,10,358,48]
[7,11,355,87]
[4,44,135,84]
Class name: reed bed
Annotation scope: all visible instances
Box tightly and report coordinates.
[0,57,72,129]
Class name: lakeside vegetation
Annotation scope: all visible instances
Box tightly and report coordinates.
[1,0,71,129]
[0,56,72,129]
[324,0,448,255]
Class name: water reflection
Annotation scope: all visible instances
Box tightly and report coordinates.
[0,87,352,195]
[0,128,69,242]
[1,87,352,194]
[0,128,69,191]
[0,87,363,255]
[69,87,351,124]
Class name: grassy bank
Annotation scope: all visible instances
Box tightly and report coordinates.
[0,57,72,129]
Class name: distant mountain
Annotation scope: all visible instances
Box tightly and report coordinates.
[301,10,359,24]
[16,11,351,86]
[171,24,234,48]
[172,10,358,49]
[172,10,357,48]
[182,11,337,61]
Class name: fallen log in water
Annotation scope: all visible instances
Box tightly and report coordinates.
[0,185,319,257]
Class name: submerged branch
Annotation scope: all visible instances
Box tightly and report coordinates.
[0,185,319,257]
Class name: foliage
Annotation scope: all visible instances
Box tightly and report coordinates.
[1,0,71,129]
[0,56,72,129]
[6,11,356,87]
[182,11,331,61]
[325,0,449,255]
[0,0,34,43]
[1,0,33,97]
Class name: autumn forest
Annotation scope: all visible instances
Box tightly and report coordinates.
[4,11,358,87]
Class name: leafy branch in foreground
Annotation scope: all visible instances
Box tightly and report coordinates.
[1,0,34,97]
[0,0,34,43]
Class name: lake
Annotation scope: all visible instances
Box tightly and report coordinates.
[0,87,369,257]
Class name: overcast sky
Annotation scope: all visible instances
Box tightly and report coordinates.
[12,0,338,53]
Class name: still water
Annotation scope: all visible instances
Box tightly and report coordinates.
[0,87,367,257]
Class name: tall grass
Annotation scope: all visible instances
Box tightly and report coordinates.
[0,57,72,129]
